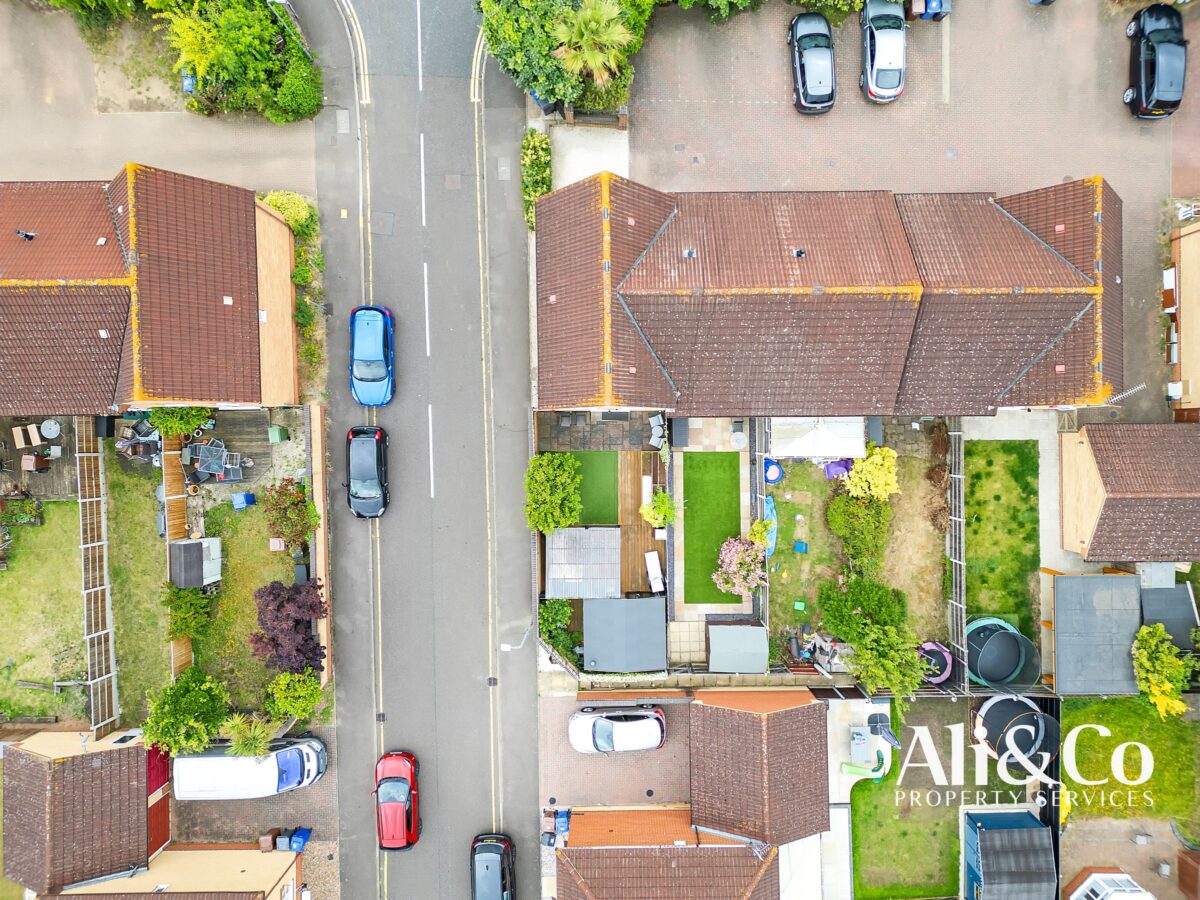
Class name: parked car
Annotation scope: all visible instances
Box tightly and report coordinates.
[1124,4,1187,119]
[346,426,389,518]
[349,305,395,406]
[860,0,907,103]
[173,737,328,800]
[376,751,421,850]
[788,13,835,113]
[471,833,516,899]
[567,705,666,754]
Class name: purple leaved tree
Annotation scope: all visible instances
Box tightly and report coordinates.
[250,579,328,673]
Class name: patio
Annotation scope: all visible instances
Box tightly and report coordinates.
[178,409,275,488]
[536,410,660,452]
[0,416,78,501]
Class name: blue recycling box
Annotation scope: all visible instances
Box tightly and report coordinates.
[290,827,312,852]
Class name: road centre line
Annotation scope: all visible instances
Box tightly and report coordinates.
[427,403,436,499]
[419,133,427,227]
[423,262,431,357]
[416,0,424,91]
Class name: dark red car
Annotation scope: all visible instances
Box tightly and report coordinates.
[375,751,420,850]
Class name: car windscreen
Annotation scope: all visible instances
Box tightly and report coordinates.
[872,14,904,29]
[350,477,382,500]
[277,748,304,791]
[876,68,902,90]
[593,717,615,752]
[377,777,411,804]
[797,34,830,51]
[352,358,389,382]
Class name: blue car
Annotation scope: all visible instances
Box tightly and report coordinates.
[349,305,395,406]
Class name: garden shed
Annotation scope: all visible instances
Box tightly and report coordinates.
[707,623,768,674]
[545,527,620,599]
[169,537,223,589]
[581,596,667,673]
[963,811,1057,900]
[1049,574,1141,695]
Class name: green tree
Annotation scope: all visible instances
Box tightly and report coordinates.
[143,667,231,756]
[222,712,273,757]
[844,443,900,502]
[552,0,633,87]
[156,2,221,80]
[747,518,771,548]
[524,453,583,534]
[148,406,213,437]
[826,493,892,574]
[846,622,927,722]
[478,0,583,106]
[787,0,863,27]
[817,577,907,643]
[264,669,324,722]
[271,51,324,122]
[1132,623,1197,719]
[678,0,762,24]
[162,583,213,640]
[521,129,553,230]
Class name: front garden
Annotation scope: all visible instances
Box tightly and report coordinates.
[964,440,1040,639]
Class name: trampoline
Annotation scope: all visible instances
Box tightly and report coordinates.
[764,458,784,484]
[966,617,1040,691]
[918,641,954,686]
[975,695,1060,773]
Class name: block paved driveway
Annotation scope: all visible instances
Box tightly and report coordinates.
[631,1,1180,423]
[539,696,691,807]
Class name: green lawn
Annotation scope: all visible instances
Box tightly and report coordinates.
[1062,697,1197,823]
[964,441,1040,638]
[0,501,86,719]
[851,700,962,899]
[191,502,295,710]
[106,444,172,725]
[682,452,742,604]
[569,451,619,525]
[0,761,26,900]
[766,461,839,630]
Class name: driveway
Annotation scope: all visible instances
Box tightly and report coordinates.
[631,1,1173,423]
[539,696,691,807]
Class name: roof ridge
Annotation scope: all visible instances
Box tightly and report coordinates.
[614,204,681,402]
[102,170,131,269]
[993,296,1095,406]
[759,710,771,841]
[742,845,779,899]
[988,195,1094,286]
[556,850,598,899]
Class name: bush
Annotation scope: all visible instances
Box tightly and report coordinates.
[678,0,762,24]
[299,338,322,367]
[271,51,323,122]
[1132,623,1197,719]
[162,583,213,639]
[478,0,583,106]
[576,62,634,112]
[712,536,767,600]
[294,296,316,332]
[524,453,582,534]
[223,712,273,757]
[552,0,634,88]
[263,191,319,241]
[521,129,553,230]
[826,493,891,574]
[262,478,320,550]
[844,443,900,502]
[540,599,581,666]
[786,0,862,27]
[250,579,329,673]
[817,577,907,643]
[639,487,676,528]
[845,622,928,722]
[264,668,323,721]
[0,498,40,525]
[747,518,771,548]
[148,406,213,437]
[143,667,231,756]
[292,258,314,286]
[49,0,137,27]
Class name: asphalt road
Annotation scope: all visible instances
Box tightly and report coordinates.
[295,0,537,897]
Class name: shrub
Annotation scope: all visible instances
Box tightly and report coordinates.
[826,493,891,573]
[250,579,329,673]
[712,536,767,600]
[294,296,316,332]
[786,0,862,27]
[223,712,273,757]
[0,498,40,525]
[845,622,928,722]
[639,488,676,528]
[552,0,633,87]
[292,258,314,286]
[747,518,771,548]
[524,453,582,534]
[576,62,634,112]
[271,51,324,122]
[678,0,762,24]
[263,191,319,241]
[262,478,320,550]
[521,129,553,230]
[539,598,573,638]
[49,0,137,25]
[622,0,654,54]
[299,339,323,367]
[162,583,213,639]
[844,443,900,502]
[478,0,583,106]
[1132,623,1197,719]
[264,668,323,721]
[143,667,231,756]
[148,406,213,437]
[817,577,907,643]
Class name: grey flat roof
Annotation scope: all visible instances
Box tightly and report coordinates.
[978,825,1057,900]
[1142,583,1199,651]
[582,596,667,673]
[1053,574,1141,695]
[708,624,768,674]
[545,527,621,599]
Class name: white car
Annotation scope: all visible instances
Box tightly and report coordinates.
[568,706,667,754]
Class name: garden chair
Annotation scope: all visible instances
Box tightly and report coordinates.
[649,434,664,450]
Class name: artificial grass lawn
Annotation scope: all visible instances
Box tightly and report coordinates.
[1062,697,1197,822]
[106,444,172,725]
[191,502,295,710]
[964,441,1040,639]
[682,452,743,603]
[0,501,86,719]
[766,461,839,631]
[568,451,619,525]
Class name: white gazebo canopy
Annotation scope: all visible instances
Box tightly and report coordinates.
[768,417,866,460]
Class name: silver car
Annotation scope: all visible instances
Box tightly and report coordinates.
[860,0,907,103]
[788,13,835,114]
[567,705,666,754]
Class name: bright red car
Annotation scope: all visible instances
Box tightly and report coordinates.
[375,751,420,850]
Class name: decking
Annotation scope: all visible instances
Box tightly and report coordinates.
[1,416,78,500]
[618,451,667,595]
[195,410,274,485]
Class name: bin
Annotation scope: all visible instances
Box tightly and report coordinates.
[289,827,312,852]
[232,492,256,510]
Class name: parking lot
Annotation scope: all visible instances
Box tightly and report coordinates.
[538,696,691,807]
[630,1,1180,422]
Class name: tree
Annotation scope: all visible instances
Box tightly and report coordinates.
[250,580,328,673]
[143,667,231,756]
[262,478,320,550]
[553,0,633,87]
[844,443,901,502]
[747,518,771,548]
[678,0,762,24]
[818,578,907,643]
[162,583,213,640]
[1132,623,1196,719]
[523,453,582,534]
[479,0,583,106]
[222,712,273,757]
[639,488,676,528]
[786,0,863,27]
[147,406,213,437]
[712,536,767,600]
[845,622,928,722]
[826,493,892,573]
[264,669,324,722]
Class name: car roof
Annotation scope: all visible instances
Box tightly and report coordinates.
[172,753,281,798]
[803,46,834,92]
[352,308,386,356]
[874,29,905,70]
[1155,42,1186,101]
[612,715,662,751]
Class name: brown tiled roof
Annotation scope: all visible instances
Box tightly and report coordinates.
[3,745,148,894]
[0,285,130,415]
[46,895,263,900]
[894,192,1092,291]
[556,846,779,899]
[690,696,829,845]
[568,808,743,848]
[1082,425,1200,562]
[0,182,125,280]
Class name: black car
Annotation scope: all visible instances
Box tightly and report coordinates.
[471,833,515,900]
[788,13,835,113]
[1125,4,1187,119]
[346,426,389,518]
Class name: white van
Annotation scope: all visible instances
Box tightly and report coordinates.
[173,736,328,800]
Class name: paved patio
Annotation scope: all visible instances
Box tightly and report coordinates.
[1060,818,1184,900]
[536,410,659,452]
